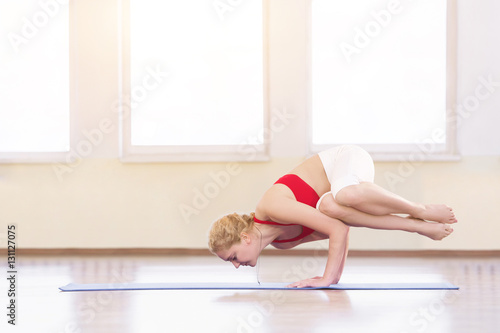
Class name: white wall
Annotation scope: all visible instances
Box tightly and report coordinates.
[0,0,499,250]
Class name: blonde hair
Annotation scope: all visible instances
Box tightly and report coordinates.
[208,212,255,253]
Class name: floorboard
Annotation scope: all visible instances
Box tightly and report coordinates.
[3,254,499,333]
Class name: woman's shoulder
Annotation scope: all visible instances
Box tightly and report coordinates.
[255,184,295,222]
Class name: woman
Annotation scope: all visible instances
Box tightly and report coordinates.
[208,145,456,288]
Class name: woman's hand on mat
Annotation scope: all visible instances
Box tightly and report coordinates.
[286,276,334,288]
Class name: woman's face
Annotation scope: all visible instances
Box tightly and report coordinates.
[216,232,261,268]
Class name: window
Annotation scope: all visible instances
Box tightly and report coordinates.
[120,0,267,161]
[0,0,70,162]
[310,0,457,159]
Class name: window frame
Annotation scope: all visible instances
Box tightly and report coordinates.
[306,0,459,161]
[0,1,75,164]
[118,0,270,163]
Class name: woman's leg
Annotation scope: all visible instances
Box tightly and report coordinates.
[318,194,454,240]
[319,145,456,224]
[334,182,457,224]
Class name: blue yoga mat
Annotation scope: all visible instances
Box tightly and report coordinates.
[59,282,459,292]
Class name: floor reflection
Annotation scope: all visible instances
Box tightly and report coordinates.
[13,255,500,333]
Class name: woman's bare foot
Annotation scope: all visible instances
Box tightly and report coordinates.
[412,204,457,224]
[413,219,454,240]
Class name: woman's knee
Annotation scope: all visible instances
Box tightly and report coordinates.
[335,185,364,207]
[318,194,348,219]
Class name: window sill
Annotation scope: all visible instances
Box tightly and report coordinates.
[371,153,462,162]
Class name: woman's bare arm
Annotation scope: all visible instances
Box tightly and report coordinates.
[263,195,350,287]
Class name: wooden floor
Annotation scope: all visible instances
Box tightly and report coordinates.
[3,254,499,333]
